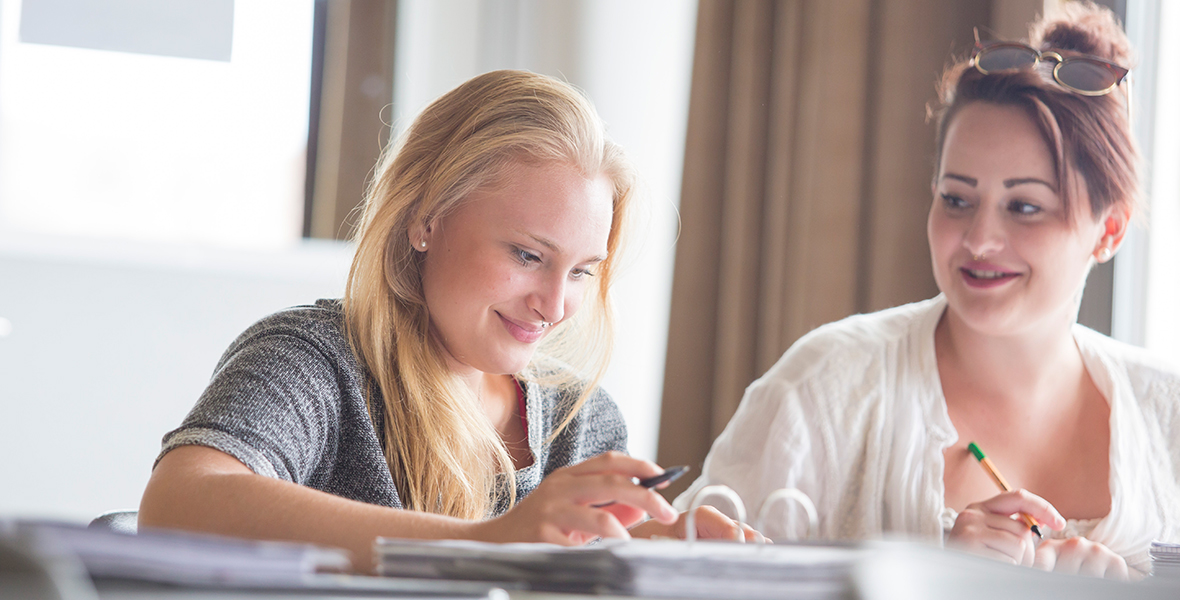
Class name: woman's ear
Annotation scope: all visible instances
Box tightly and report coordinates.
[1094,205,1131,263]
[408,220,434,252]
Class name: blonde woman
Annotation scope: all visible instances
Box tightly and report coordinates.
[141,70,751,571]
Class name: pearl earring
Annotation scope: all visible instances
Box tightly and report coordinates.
[1098,247,1113,262]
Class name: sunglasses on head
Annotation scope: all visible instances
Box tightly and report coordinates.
[970,30,1129,96]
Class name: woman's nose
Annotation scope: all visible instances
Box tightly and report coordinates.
[530,274,566,325]
[963,206,1006,258]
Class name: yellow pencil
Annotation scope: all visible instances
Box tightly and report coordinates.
[967,442,1043,538]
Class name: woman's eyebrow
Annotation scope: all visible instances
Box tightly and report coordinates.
[942,173,977,186]
[1004,177,1057,191]
[525,232,560,252]
[520,231,607,263]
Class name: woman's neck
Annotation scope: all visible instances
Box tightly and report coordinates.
[935,307,1084,417]
[449,368,517,433]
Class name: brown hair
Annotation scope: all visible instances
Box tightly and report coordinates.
[931,2,1139,222]
[343,70,637,519]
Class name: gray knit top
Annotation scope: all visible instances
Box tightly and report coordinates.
[158,299,628,515]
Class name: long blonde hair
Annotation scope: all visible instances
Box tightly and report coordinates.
[343,70,637,520]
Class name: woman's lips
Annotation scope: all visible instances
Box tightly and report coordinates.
[497,312,545,343]
[959,262,1021,289]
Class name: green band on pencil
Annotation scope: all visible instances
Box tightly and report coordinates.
[966,441,1042,539]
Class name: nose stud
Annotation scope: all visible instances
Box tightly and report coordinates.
[541,321,552,329]
[973,253,987,261]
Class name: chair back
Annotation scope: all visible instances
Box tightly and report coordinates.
[88,511,137,535]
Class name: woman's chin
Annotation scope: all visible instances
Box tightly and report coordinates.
[945,295,1027,336]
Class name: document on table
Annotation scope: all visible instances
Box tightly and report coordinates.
[10,520,349,587]
[375,537,863,600]
[4,521,502,598]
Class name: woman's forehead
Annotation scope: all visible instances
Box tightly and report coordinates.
[940,102,1057,184]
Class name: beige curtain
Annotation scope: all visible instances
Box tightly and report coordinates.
[656,0,997,497]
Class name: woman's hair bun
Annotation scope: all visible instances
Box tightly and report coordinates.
[1030,1,1133,68]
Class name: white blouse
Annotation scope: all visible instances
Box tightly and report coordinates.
[675,296,1180,574]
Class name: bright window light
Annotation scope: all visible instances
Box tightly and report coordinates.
[0,0,314,249]
[1144,1,1180,363]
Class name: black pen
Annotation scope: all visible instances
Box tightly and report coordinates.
[591,465,690,508]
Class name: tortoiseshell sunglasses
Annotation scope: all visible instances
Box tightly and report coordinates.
[971,30,1129,96]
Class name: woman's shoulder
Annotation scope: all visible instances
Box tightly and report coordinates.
[520,361,628,461]
[1075,326,1180,416]
[230,300,347,349]
[759,296,943,387]
[215,299,357,374]
[239,298,345,336]
[1074,326,1180,384]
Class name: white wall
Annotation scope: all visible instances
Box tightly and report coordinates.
[393,0,698,461]
[0,235,354,521]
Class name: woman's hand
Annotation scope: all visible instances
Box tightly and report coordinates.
[630,505,767,543]
[947,489,1065,566]
[1033,537,1130,580]
[470,451,680,546]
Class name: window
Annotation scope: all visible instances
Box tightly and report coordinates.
[1137,0,1180,362]
[0,0,314,249]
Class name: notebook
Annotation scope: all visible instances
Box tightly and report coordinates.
[375,484,848,600]
[375,537,861,600]
[1150,540,1180,578]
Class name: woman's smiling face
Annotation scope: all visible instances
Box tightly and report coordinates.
[928,101,1110,337]
[416,160,614,377]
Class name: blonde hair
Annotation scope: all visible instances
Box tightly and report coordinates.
[343,70,637,520]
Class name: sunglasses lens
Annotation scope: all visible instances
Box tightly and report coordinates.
[1056,60,1120,92]
[976,45,1039,72]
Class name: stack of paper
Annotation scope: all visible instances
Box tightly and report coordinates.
[1151,540,1180,578]
[3,521,508,598]
[376,537,862,600]
[10,520,351,587]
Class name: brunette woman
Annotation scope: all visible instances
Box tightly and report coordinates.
[678,4,1176,579]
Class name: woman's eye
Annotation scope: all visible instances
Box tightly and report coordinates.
[1008,200,1041,215]
[513,248,541,265]
[940,193,969,210]
[570,267,596,281]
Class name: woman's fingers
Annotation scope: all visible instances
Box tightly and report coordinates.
[947,489,1066,567]
[599,503,648,530]
[977,489,1066,532]
[685,506,741,541]
[675,506,770,542]
[560,452,678,523]
[548,504,632,544]
[1038,538,1129,581]
[1032,541,1058,571]
[948,506,1036,566]
[490,451,686,545]
[564,451,664,480]
[741,522,768,543]
[573,472,677,523]
[1103,556,1130,581]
